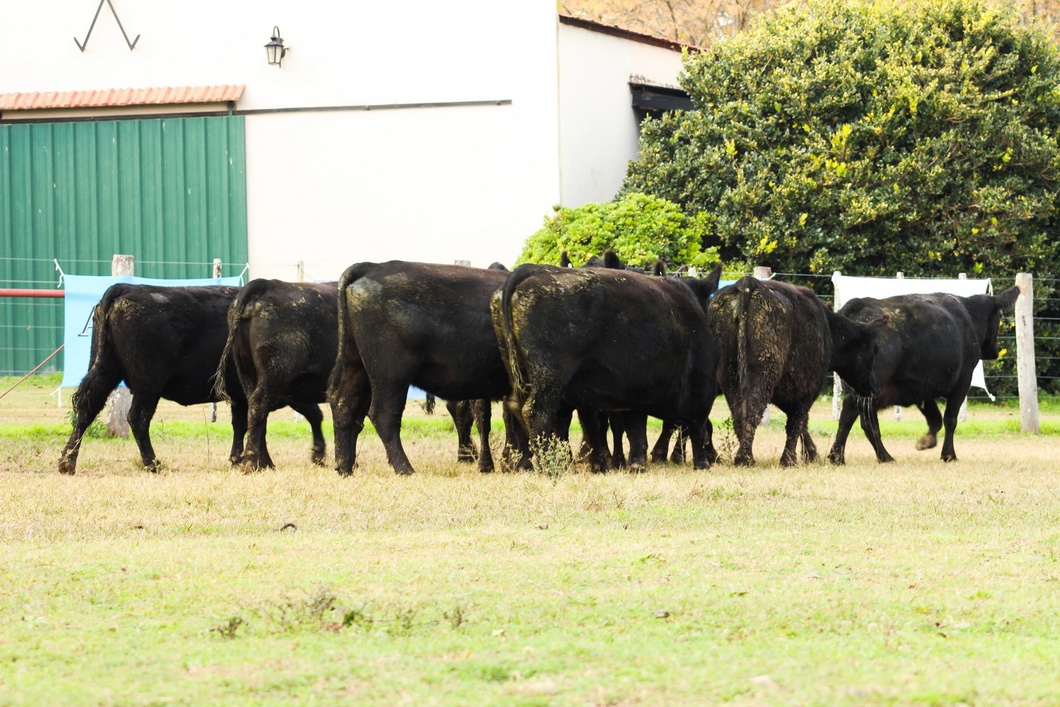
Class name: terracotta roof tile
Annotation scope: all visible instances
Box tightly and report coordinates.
[0,84,245,111]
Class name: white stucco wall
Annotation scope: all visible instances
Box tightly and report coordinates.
[5,4,688,278]
[556,23,686,207]
[5,0,561,277]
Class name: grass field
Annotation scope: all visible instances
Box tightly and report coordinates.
[1,374,1059,706]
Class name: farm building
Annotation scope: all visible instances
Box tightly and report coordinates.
[1,0,691,375]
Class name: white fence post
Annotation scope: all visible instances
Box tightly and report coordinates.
[105,254,134,438]
[1015,273,1040,434]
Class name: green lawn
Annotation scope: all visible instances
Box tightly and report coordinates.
[1,376,1059,705]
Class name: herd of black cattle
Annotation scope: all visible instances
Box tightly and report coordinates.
[55,253,1019,476]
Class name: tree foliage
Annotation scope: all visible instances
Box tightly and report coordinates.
[517,192,718,268]
[560,0,1060,49]
[624,0,1060,281]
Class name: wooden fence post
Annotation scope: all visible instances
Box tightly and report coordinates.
[1015,273,1040,434]
[105,255,134,438]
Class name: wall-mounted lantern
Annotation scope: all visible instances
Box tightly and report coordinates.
[265,26,287,67]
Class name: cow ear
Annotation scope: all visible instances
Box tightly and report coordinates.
[703,262,724,295]
[996,286,1020,309]
[559,251,571,268]
[866,312,891,334]
[603,250,624,269]
[653,259,667,277]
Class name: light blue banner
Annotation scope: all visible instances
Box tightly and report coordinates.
[61,275,242,388]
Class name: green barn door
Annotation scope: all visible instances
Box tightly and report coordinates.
[0,115,248,376]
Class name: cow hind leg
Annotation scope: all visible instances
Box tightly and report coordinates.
[523,387,570,474]
[329,363,371,476]
[242,387,276,471]
[857,397,894,463]
[940,394,963,462]
[827,392,861,465]
[688,419,713,470]
[671,426,689,465]
[728,391,762,467]
[446,399,476,463]
[609,413,628,469]
[228,396,249,466]
[621,412,648,472]
[368,381,417,475]
[915,400,943,451]
[779,406,809,467]
[127,392,161,472]
[502,406,532,472]
[294,402,327,466]
[650,421,675,464]
[473,399,495,474]
[576,408,610,474]
[59,369,122,475]
[800,427,818,464]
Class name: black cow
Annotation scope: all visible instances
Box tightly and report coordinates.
[827,287,1020,464]
[58,284,246,474]
[327,261,529,476]
[556,250,670,468]
[218,279,339,470]
[708,277,886,467]
[494,262,724,473]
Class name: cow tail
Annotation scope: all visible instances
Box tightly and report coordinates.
[735,277,756,428]
[328,265,367,404]
[499,264,543,411]
[215,279,266,401]
[71,284,125,412]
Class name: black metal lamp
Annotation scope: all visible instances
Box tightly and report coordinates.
[265,26,286,67]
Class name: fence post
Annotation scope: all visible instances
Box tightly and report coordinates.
[754,266,772,426]
[1015,273,1040,434]
[105,255,134,438]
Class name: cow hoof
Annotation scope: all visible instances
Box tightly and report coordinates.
[915,435,937,451]
[58,457,77,475]
[942,454,958,463]
[827,451,845,466]
[878,454,896,464]
[733,455,755,467]
[457,452,475,464]
[628,464,646,474]
[144,463,160,474]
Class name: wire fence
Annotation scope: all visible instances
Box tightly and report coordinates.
[1,258,1056,403]
[0,257,247,378]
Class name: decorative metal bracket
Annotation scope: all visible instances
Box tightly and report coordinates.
[75,0,140,52]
